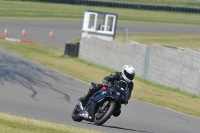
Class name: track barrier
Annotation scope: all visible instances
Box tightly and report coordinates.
[64,43,79,57]
[39,0,200,14]
[0,36,35,44]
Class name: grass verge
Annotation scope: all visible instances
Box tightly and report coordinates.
[0,40,200,118]
[0,0,200,26]
[0,113,103,133]
[113,0,200,7]
[70,34,200,50]
[116,34,200,50]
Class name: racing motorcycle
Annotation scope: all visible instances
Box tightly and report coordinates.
[71,80,128,125]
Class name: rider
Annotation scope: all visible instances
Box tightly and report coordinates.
[78,65,135,116]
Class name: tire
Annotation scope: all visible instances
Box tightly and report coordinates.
[94,101,116,125]
[71,105,83,122]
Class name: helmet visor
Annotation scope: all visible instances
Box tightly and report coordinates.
[124,70,134,80]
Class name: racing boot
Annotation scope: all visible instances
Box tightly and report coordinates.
[112,109,121,117]
[79,108,90,119]
[78,95,88,110]
[78,83,101,110]
[112,104,121,117]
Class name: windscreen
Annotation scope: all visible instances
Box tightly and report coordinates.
[113,80,128,91]
[118,80,128,90]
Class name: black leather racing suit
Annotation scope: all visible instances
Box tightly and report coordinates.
[86,72,134,102]
[102,72,134,101]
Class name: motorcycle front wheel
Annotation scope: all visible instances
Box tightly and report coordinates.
[71,105,83,122]
[94,101,116,125]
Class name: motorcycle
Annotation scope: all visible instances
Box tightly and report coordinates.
[71,80,128,125]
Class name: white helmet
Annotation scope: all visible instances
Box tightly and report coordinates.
[121,65,135,83]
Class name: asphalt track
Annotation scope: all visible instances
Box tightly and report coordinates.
[1,20,200,133]
[0,48,200,133]
[1,20,200,47]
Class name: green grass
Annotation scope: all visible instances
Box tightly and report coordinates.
[116,34,200,50]
[113,0,200,7]
[0,0,200,26]
[69,38,81,44]
[0,113,103,133]
[0,40,200,118]
[70,34,200,50]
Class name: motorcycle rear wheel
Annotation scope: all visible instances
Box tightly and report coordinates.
[71,105,83,122]
[94,101,116,125]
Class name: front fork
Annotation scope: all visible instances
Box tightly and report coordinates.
[78,98,84,110]
[99,101,109,112]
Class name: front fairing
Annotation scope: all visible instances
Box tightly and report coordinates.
[84,90,114,120]
[110,80,127,103]
[113,90,126,102]
[92,90,114,103]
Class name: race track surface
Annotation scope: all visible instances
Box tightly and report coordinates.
[1,20,200,47]
[0,48,200,133]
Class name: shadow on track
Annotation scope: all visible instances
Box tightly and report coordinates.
[0,51,71,102]
[82,122,154,133]
[102,125,154,133]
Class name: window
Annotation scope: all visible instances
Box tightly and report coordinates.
[96,14,106,31]
[106,16,114,32]
[88,13,96,30]
[105,15,115,33]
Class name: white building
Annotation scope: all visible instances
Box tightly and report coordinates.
[82,10,118,41]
